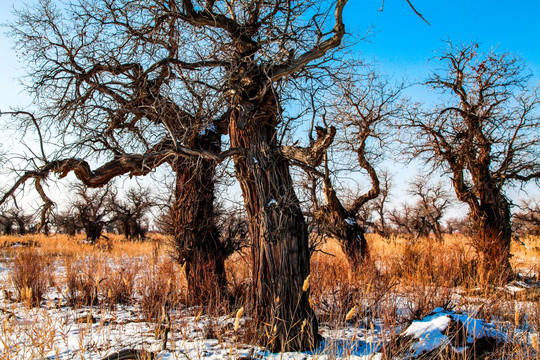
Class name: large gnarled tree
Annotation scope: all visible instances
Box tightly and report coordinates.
[2,0,348,351]
[301,70,402,273]
[2,1,239,303]
[402,42,540,280]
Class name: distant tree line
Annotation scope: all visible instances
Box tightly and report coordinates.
[1,183,154,241]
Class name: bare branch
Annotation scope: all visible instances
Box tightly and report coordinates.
[0,111,48,162]
[282,126,336,167]
[270,0,347,81]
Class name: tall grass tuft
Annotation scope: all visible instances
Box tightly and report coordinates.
[62,255,103,307]
[9,247,51,307]
[139,257,180,321]
[101,258,141,307]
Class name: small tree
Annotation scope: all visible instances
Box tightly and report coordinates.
[0,211,15,235]
[402,42,540,279]
[387,179,451,241]
[445,216,472,235]
[70,183,113,243]
[109,187,154,241]
[407,178,451,241]
[513,199,540,236]
[0,208,33,235]
[389,204,425,239]
[53,209,81,236]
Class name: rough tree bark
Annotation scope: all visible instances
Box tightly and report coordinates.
[170,129,230,304]
[0,130,241,301]
[229,90,317,351]
[6,0,348,351]
[453,178,513,280]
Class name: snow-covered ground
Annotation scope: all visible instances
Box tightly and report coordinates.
[0,301,386,359]
[0,251,538,359]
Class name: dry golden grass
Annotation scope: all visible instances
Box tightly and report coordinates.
[511,234,540,278]
[0,233,168,259]
[0,232,539,358]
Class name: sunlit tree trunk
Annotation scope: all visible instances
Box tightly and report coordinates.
[229,92,318,352]
[316,186,369,275]
[469,194,512,281]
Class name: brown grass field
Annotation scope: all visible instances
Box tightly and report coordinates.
[0,233,539,359]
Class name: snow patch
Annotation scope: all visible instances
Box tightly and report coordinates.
[401,308,502,357]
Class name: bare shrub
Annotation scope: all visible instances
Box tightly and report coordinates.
[10,248,51,307]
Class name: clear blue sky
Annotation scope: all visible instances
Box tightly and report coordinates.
[0,1,539,213]
[345,1,540,81]
[2,0,540,108]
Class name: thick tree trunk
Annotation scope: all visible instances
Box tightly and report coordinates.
[170,133,228,305]
[452,167,514,283]
[229,93,318,352]
[317,208,369,275]
[339,219,369,274]
[470,196,513,282]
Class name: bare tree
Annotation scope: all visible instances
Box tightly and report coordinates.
[0,210,16,235]
[401,42,540,279]
[215,206,250,255]
[2,0,350,350]
[216,1,348,349]
[357,171,392,238]
[445,216,471,235]
[10,209,33,235]
[70,183,114,243]
[387,179,452,241]
[299,69,402,273]
[388,203,423,238]
[407,177,451,241]
[109,187,154,241]
[2,1,242,304]
[513,199,540,236]
[52,208,80,236]
[0,208,33,235]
